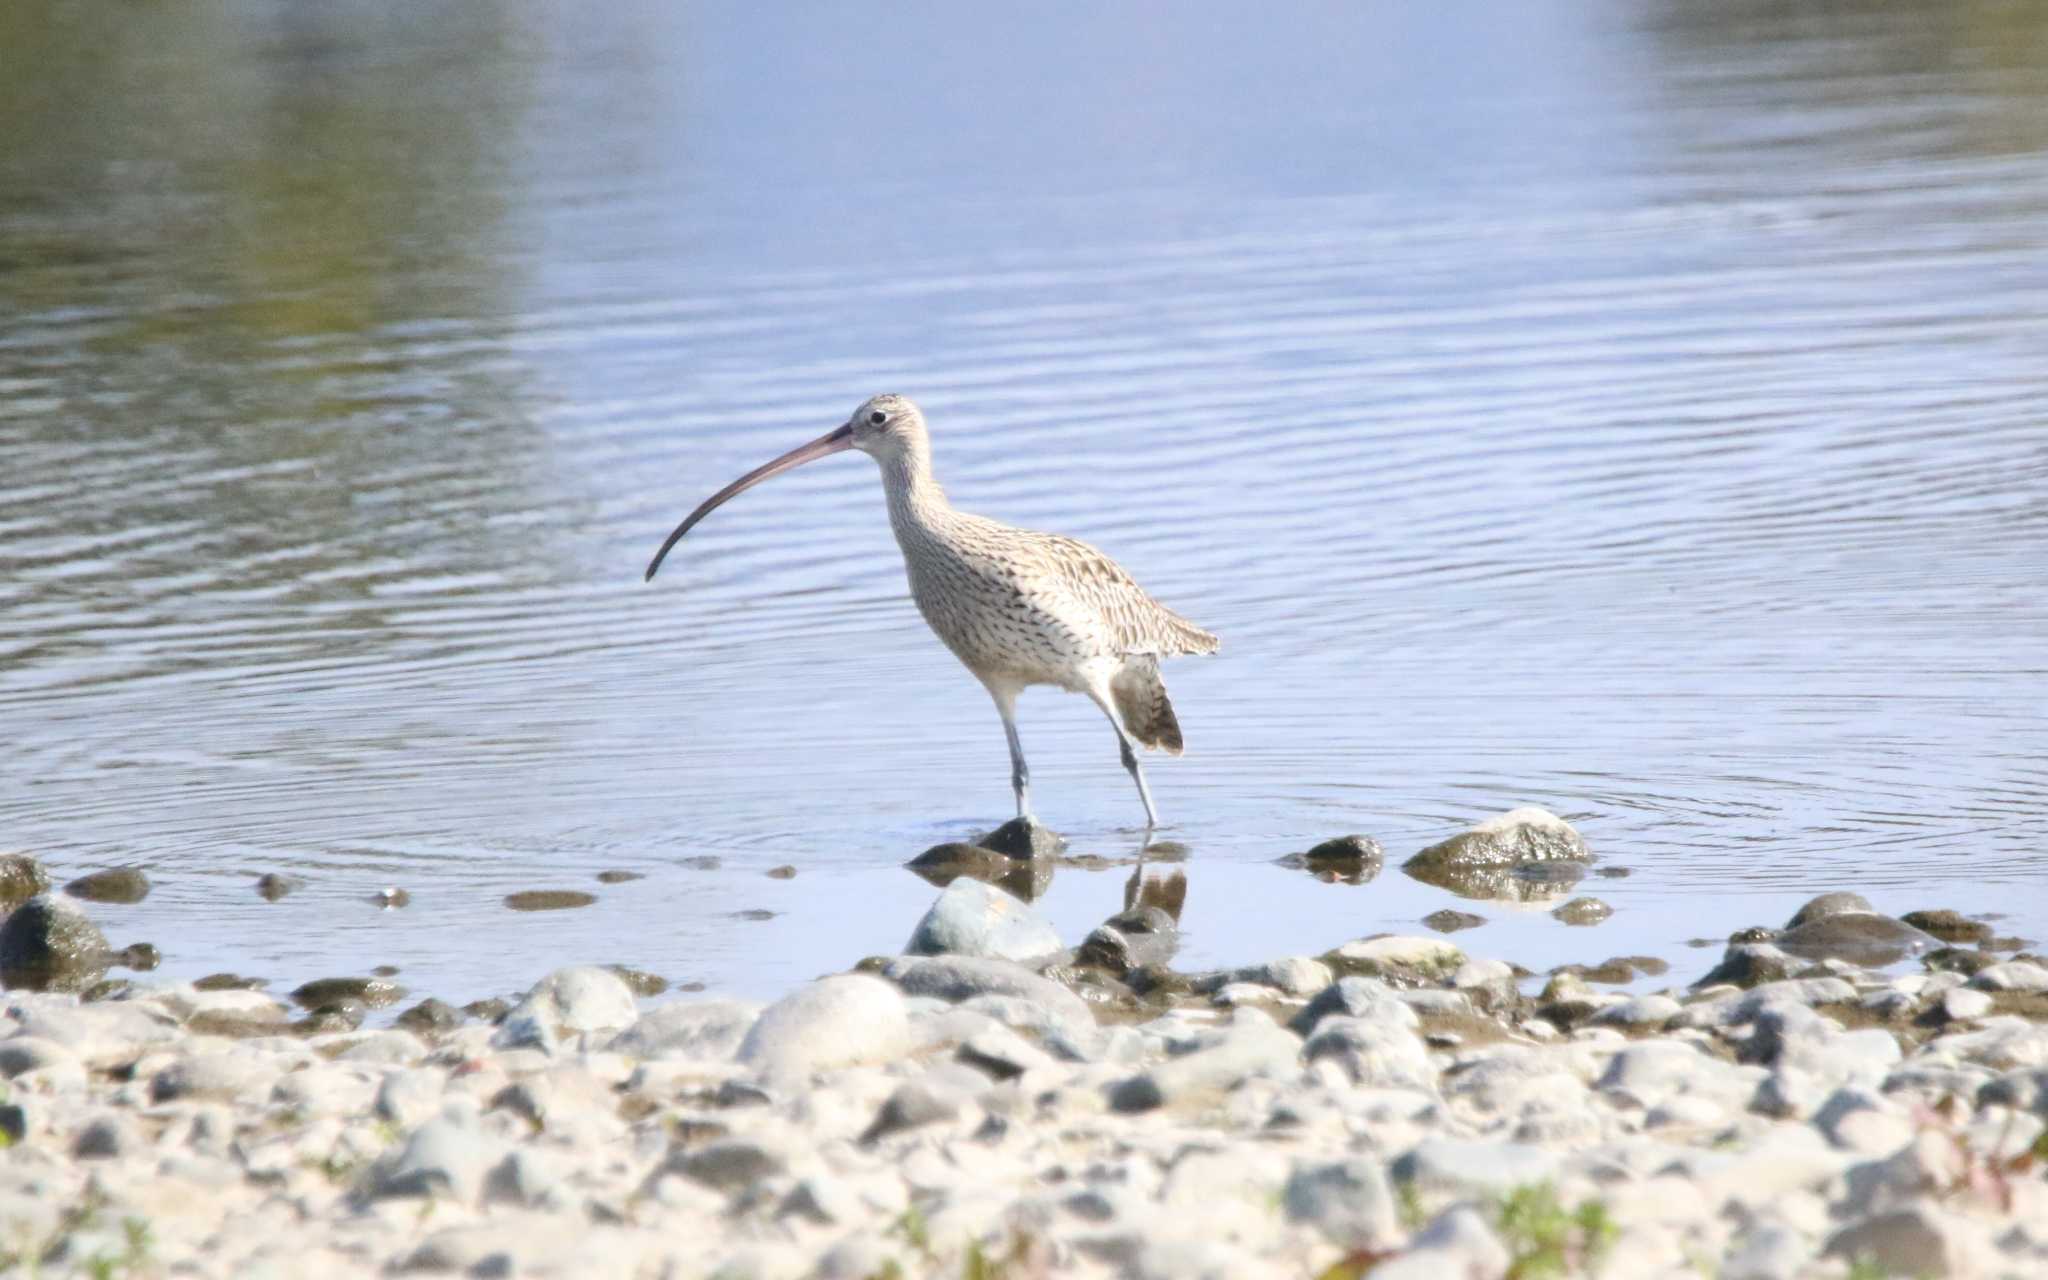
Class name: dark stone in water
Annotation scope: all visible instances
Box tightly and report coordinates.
[83,978,136,1002]
[295,1001,365,1034]
[291,976,404,1009]
[504,890,597,912]
[0,894,110,993]
[680,856,722,871]
[607,964,669,997]
[1900,909,1991,945]
[1404,859,1586,903]
[1276,835,1384,885]
[731,908,777,922]
[1784,892,1874,928]
[975,818,1066,859]
[0,855,51,912]
[1923,946,1995,977]
[596,869,644,884]
[1075,905,1178,976]
[195,973,266,991]
[375,887,410,909]
[372,964,400,977]
[907,843,1052,902]
[1594,866,1632,878]
[1407,808,1590,871]
[464,996,512,1023]
[1776,912,1934,967]
[396,998,463,1034]
[1694,943,1797,989]
[1422,909,1485,934]
[765,865,798,879]
[675,981,707,993]
[1552,897,1612,927]
[116,942,161,972]
[1728,926,1775,944]
[64,868,150,905]
[254,873,295,901]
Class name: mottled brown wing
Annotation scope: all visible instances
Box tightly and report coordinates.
[1033,533,1220,658]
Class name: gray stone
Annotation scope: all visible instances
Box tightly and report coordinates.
[151,1051,273,1103]
[1237,955,1332,996]
[1590,994,1681,1030]
[956,1025,1053,1081]
[1276,835,1385,883]
[1823,1204,1994,1277]
[1391,1139,1560,1198]
[375,1069,444,1128]
[72,1112,142,1159]
[1371,1204,1512,1280]
[1694,942,1798,990]
[371,1115,503,1203]
[906,878,1060,962]
[0,1036,78,1079]
[1283,1158,1398,1247]
[0,894,110,992]
[1108,1013,1300,1112]
[1722,1225,1813,1280]
[290,976,404,1009]
[674,1137,787,1191]
[609,998,761,1060]
[1776,912,1935,967]
[1786,891,1875,926]
[1302,1017,1434,1090]
[860,1080,961,1143]
[1422,909,1485,933]
[1289,975,1417,1037]
[485,1147,565,1209]
[738,973,914,1084]
[1941,987,1994,1022]
[1076,906,1178,974]
[880,955,1091,1031]
[495,966,639,1048]
[1970,961,2048,993]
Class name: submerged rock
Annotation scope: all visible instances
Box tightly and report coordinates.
[1551,897,1613,926]
[606,964,669,997]
[0,894,111,992]
[0,854,52,911]
[1775,895,1935,967]
[63,868,150,905]
[1423,909,1485,934]
[1404,858,1587,903]
[254,873,296,901]
[503,889,597,912]
[1900,908,1991,945]
[974,817,1065,859]
[595,869,644,884]
[906,843,1052,902]
[905,879,1060,962]
[1275,835,1384,884]
[292,976,405,1009]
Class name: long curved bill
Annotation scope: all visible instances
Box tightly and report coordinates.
[644,421,854,581]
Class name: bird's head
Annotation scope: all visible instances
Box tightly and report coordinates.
[847,393,926,459]
[643,392,930,581]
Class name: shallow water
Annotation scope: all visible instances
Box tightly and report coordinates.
[3,1,2046,1006]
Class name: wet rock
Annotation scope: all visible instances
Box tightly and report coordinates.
[253,873,295,901]
[503,889,597,911]
[1786,891,1873,926]
[1275,835,1384,884]
[764,864,797,879]
[611,999,761,1060]
[905,878,1060,962]
[291,976,405,1009]
[1900,908,1990,944]
[0,893,110,992]
[974,816,1065,859]
[0,854,52,910]
[1695,942,1799,989]
[595,869,643,884]
[116,942,161,971]
[906,842,1051,901]
[606,964,668,997]
[395,998,464,1035]
[1551,896,1612,926]
[194,972,265,991]
[1423,908,1485,933]
[739,974,914,1084]
[1778,912,1934,966]
[1408,806,1589,869]
[464,996,511,1023]
[1076,906,1177,975]
[375,887,410,908]
[1923,945,1994,977]
[62,868,150,905]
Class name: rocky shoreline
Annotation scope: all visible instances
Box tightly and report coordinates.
[2,814,2047,1278]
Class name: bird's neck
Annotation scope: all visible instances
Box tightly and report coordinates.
[880,438,951,536]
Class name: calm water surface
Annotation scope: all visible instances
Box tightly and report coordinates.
[3,1,2046,1005]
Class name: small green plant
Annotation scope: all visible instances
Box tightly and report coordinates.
[1395,1179,1427,1229]
[1493,1182,1616,1279]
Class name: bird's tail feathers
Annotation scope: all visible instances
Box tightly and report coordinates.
[1113,658,1185,755]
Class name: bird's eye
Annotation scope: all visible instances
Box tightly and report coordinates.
[867,410,887,427]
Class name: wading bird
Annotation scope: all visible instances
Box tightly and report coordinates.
[645,395,1218,827]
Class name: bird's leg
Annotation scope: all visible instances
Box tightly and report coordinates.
[1087,686,1160,828]
[988,685,1031,820]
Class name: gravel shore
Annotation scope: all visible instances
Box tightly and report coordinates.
[4,867,2048,1279]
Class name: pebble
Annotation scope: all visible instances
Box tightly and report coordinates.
[738,974,914,1084]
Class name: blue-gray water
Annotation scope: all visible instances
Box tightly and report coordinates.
[3,1,2045,1005]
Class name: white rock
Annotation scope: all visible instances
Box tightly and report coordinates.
[738,974,914,1085]
[608,999,760,1061]
[904,878,1061,962]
